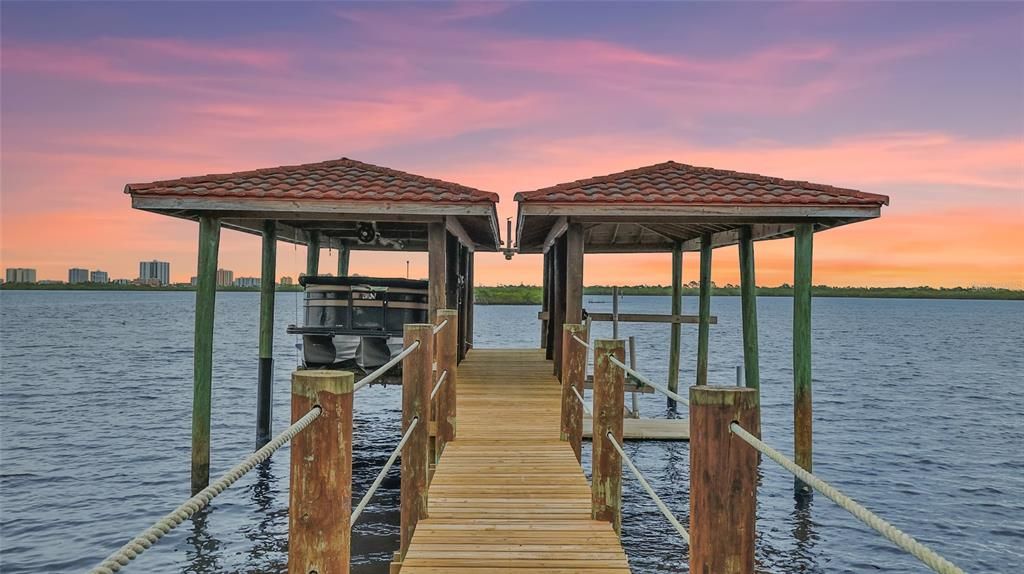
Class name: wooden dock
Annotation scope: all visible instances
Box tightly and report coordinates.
[398,348,632,573]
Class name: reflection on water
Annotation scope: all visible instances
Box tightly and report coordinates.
[1,291,1021,573]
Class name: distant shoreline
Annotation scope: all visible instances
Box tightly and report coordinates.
[2,282,1020,301]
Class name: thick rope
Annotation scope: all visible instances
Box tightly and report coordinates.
[87,407,323,574]
[570,385,592,416]
[352,340,420,393]
[351,417,419,524]
[729,423,964,574]
[432,319,449,335]
[430,370,448,401]
[571,334,591,349]
[607,355,688,406]
[605,432,691,546]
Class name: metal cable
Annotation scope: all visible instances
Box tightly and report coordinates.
[87,407,323,574]
[729,423,964,574]
[353,340,421,393]
[570,385,592,416]
[351,417,419,524]
[430,370,448,401]
[571,334,591,349]
[432,319,449,335]
[607,355,688,406]
[605,432,691,546]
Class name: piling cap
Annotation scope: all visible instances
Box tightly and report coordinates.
[689,385,759,407]
[293,369,355,396]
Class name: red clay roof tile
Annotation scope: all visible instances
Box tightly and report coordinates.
[514,161,889,206]
[125,157,500,204]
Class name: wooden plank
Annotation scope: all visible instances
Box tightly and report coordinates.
[399,349,630,574]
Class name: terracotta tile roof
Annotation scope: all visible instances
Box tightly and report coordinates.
[515,161,889,206]
[125,157,500,204]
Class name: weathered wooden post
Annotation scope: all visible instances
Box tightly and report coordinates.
[256,220,276,449]
[667,241,683,408]
[435,309,458,461]
[191,215,220,495]
[628,335,639,418]
[400,324,433,561]
[738,226,760,390]
[794,223,814,495]
[689,385,760,574]
[591,339,625,535]
[696,232,712,386]
[288,369,354,574]
[427,223,447,324]
[337,243,350,276]
[306,230,320,276]
[559,323,587,462]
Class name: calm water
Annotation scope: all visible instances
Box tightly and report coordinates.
[1,291,1022,573]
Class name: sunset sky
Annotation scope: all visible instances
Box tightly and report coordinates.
[2,2,1022,288]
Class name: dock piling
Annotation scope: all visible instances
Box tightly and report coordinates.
[592,338,625,534]
[738,226,760,390]
[689,385,759,574]
[191,215,220,495]
[560,323,587,462]
[794,223,814,495]
[256,220,276,449]
[435,309,458,461]
[667,241,683,408]
[400,324,433,560]
[288,369,353,574]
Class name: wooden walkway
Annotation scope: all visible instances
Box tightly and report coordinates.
[400,348,632,573]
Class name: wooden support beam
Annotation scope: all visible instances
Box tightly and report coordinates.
[565,222,584,325]
[552,235,567,377]
[738,226,760,390]
[306,230,320,276]
[445,215,476,252]
[400,324,433,560]
[592,339,625,535]
[689,386,759,574]
[288,370,353,574]
[542,216,569,253]
[667,241,683,408]
[191,215,220,495]
[256,220,276,449]
[541,250,551,351]
[794,223,814,495]
[466,252,475,352]
[427,222,447,322]
[435,309,458,460]
[337,243,350,276]
[559,324,587,463]
[696,233,712,386]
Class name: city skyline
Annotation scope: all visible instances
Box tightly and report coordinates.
[2,3,1022,288]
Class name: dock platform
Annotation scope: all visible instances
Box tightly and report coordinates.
[399,348,632,573]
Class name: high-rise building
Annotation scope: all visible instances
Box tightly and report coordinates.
[5,268,37,283]
[234,277,260,288]
[139,260,170,286]
[216,269,234,287]
[90,270,109,283]
[280,276,294,286]
[69,268,89,284]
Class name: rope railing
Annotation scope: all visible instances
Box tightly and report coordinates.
[570,385,592,416]
[87,406,323,574]
[607,355,688,406]
[351,417,420,524]
[430,370,448,401]
[432,319,449,335]
[729,423,965,574]
[606,432,690,546]
[571,334,591,349]
[352,340,421,393]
